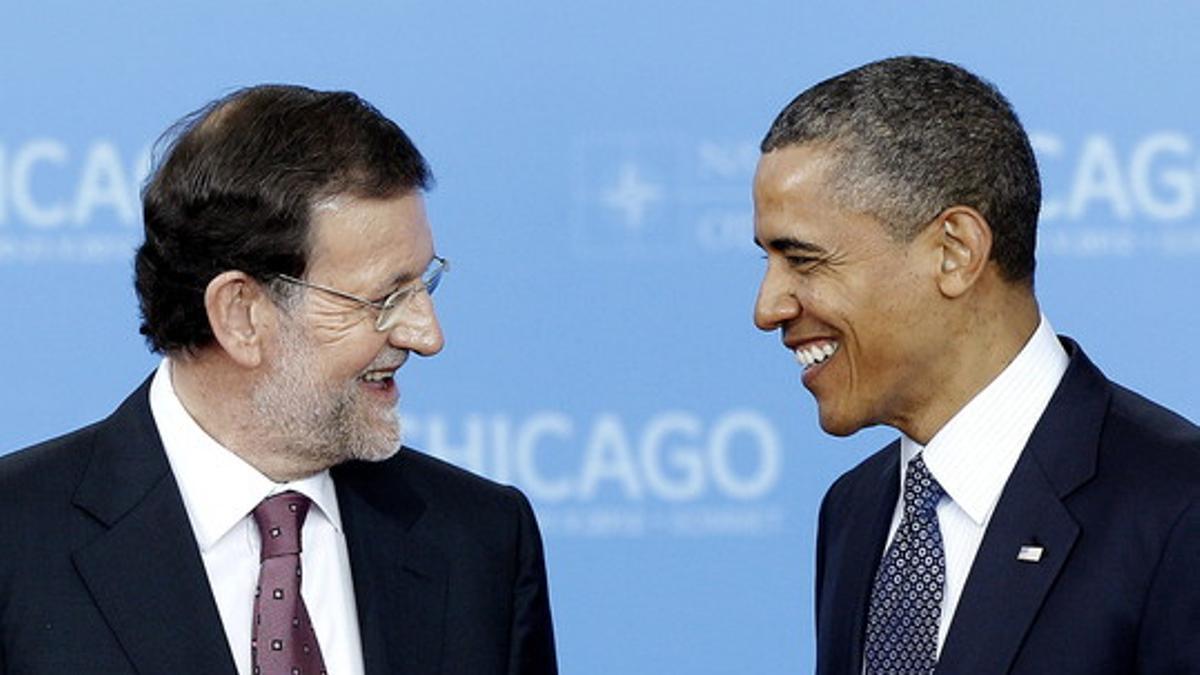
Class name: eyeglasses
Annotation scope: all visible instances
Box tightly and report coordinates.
[274,256,448,332]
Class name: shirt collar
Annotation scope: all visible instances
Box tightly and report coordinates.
[899,315,1069,526]
[148,358,345,551]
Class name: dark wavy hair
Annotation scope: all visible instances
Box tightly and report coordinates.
[762,56,1040,283]
[135,84,432,353]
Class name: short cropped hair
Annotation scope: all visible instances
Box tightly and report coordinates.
[761,56,1040,283]
[135,84,432,353]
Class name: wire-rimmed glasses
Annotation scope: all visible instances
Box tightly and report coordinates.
[274,256,448,332]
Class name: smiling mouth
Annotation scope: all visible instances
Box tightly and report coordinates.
[359,367,402,391]
[358,352,409,390]
[794,340,839,369]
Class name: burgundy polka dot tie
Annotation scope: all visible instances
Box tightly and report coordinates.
[251,491,327,675]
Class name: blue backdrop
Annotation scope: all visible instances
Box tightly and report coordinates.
[3,2,1199,672]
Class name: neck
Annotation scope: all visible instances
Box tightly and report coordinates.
[900,287,1041,444]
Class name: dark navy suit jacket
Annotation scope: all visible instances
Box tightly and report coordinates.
[815,339,1200,674]
[0,378,558,675]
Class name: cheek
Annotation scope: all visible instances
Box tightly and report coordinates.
[849,262,927,330]
[308,315,369,347]
[855,298,936,390]
[824,293,906,376]
[315,337,389,382]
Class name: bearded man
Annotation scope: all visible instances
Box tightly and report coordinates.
[0,85,557,675]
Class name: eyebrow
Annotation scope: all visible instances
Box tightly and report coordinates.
[754,236,828,255]
[388,270,420,288]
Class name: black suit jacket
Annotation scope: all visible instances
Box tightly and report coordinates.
[0,378,558,675]
[815,339,1200,674]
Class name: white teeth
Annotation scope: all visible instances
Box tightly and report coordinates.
[793,342,839,369]
[362,371,392,383]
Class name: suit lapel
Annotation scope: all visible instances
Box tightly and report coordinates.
[335,452,448,675]
[71,379,236,675]
[934,453,1080,673]
[937,339,1107,673]
[820,443,900,674]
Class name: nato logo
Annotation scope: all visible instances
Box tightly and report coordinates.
[571,134,762,260]
[570,135,678,259]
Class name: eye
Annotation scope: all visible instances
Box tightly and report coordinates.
[786,255,821,269]
[372,285,409,308]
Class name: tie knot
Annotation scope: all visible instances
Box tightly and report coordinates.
[252,491,311,560]
[903,455,945,516]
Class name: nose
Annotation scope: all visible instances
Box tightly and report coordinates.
[387,290,445,356]
[753,265,800,332]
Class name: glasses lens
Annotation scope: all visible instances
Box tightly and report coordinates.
[423,257,445,294]
[375,257,446,332]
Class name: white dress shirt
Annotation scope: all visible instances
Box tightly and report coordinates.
[883,315,1069,655]
[149,359,366,675]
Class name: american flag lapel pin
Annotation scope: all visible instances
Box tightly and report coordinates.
[1017,544,1044,563]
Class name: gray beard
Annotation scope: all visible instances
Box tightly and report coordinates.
[251,319,401,471]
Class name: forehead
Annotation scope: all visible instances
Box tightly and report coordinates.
[753,144,901,255]
[306,192,434,288]
[754,144,839,212]
[755,146,842,231]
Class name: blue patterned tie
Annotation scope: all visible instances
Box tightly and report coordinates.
[864,455,946,674]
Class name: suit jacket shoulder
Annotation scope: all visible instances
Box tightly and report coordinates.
[0,419,103,522]
[1102,380,1200,484]
[334,445,546,567]
[945,343,1200,674]
[334,446,559,675]
[0,379,235,675]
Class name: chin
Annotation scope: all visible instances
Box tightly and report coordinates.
[352,422,402,462]
[330,405,402,463]
[816,409,865,438]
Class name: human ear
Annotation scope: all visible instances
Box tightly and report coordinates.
[934,206,992,298]
[203,271,272,368]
